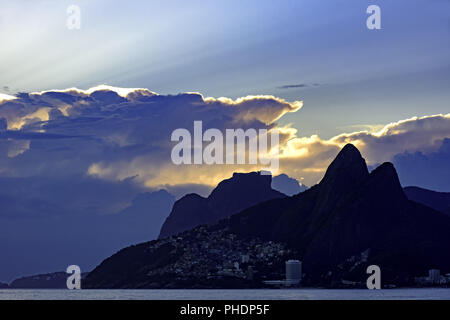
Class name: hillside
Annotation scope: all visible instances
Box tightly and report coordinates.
[85,144,450,288]
[158,172,284,238]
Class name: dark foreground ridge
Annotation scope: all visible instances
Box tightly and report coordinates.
[84,144,450,288]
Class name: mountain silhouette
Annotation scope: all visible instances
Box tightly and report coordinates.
[404,186,450,215]
[158,172,284,238]
[271,173,307,196]
[9,271,89,289]
[85,144,450,288]
[224,145,450,282]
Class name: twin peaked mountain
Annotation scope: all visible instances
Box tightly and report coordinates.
[85,144,450,287]
[221,144,450,281]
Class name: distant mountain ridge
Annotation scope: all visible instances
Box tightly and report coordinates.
[271,173,308,196]
[158,172,285,238]
[8,271,89,289]
[85,144,450,288]
[404,186,450,215]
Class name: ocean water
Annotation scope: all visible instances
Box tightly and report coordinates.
[0,288,449,300]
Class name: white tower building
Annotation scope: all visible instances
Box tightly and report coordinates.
[285,260,302,285]
[429,269,440,284]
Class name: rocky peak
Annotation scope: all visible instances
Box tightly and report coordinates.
[314,144,369,213]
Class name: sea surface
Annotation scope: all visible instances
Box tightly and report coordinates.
[0,288,449,300]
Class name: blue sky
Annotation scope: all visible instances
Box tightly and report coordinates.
[1,0,449,138]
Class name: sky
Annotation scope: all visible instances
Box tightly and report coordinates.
[0,0,449,282]
[1,0,449,138]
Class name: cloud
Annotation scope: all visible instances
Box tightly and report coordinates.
[0,174,144,218]
[392,138,450,192]
[0,86,303,186]
[277,84,308,89]
[277,114,450,186]
[330,114,450,164]
[0,182,175,282]
[277,83,320,89]
[1,85,449,191]
[0,92,17,102]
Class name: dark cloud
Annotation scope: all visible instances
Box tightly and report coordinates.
[0,174,175,282]
[0,118,6,131]
[393,138,450,192]
[277,83,320,89]
[277,83,308,89]
[0,130,83,140]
